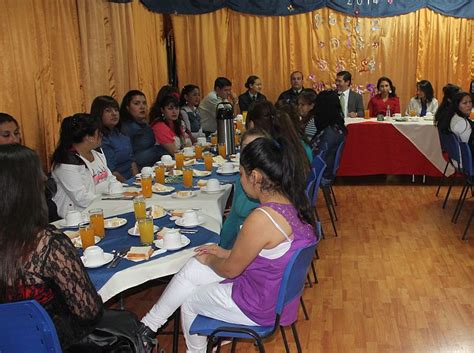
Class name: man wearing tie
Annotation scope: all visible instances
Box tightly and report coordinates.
[335,71,364,118]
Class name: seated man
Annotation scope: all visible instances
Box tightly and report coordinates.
[277,71,312,107]
[198,77,238,137]
[335,70,364,118]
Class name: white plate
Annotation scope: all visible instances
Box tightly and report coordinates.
[102,192,125,198]
[152,184,175,194]
[193,170,212,177]
[216,167,239,175]
[58,220,83,228]
[171,191,197,199]
[154,235,190,251]
[165,170,184,176]
[201,186,226,193]
[81,252,114,268]
[104,218,127,229]
[127,225,159,237]
[175,216,205,228]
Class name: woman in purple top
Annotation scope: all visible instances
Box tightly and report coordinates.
[139,136,317,352]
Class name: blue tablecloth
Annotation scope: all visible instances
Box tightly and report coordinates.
[82,211,219,291]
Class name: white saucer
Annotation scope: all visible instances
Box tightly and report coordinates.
[216,167,239,175]
[127,225,159,237]
[81,252,114,268]
[102,192,125,198]
[193,170,212,177]
[58,220,83,228]
[154,235,190,251]
[201,186,225,193]
[175,216,205,228]
[171,191,197,199]
[104,218,127,229]
[152,184,175,194]
[165,170,183,176]
[71,235,101,248]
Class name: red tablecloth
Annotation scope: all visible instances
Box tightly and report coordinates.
[338,122,443,176]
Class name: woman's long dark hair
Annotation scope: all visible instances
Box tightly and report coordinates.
[0,144,48,301]
[417,80,434,103]
[312,90,347,134]
[240,137,316,230]
[90,95,120,135]
[119,90,146,123]
[149,95,183,138]
[51,113,100,166]
[450,92,471,118]
[244,75,259,89]
[179,84,199,106]
[377,76,397,98]
[0,113,19,127]
[435,84,460,131]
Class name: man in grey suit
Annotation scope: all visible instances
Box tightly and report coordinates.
[335,71,364,118]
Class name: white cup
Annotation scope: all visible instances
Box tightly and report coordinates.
[222,162,235,173]
[425,112,433,117]
[163,229,182,248]
[183,147,194,156]
[206,178,220,191]
[109,181,124,194]
[182,210,199,225]
[393,113,402,119]
[141,167,153,176]
[83,246,105,266]
[161,155,173,163]
[197,137,207,146]
[65,210,82,226]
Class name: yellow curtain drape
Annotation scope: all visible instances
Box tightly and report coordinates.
[173,8,473,110]
[0,0,168,168]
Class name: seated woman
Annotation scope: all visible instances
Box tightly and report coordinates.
[52,114,111,218]
[238,75,267,113]
[297,90,318,140]
[180,84,202,136]
[0,144,103,350]
[139,136,317,352]
[310,90,348,184]
[149,95,192,155]
[405,80,439,116]
[91,96,138,182]
[367,76,400,117]
[435,83,461,132]
[120,90,167,169]
[0,113,21,144]
[447,92,473,143]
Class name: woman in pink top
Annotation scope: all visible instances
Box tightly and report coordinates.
[149,95,192,154]
[367,76,400,117]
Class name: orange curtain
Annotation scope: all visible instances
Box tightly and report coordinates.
[0,0,168,168]
[173,8,473,110]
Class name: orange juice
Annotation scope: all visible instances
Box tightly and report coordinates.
[183,168,193,188]
[138,216,154,245]
[242,111,248,123]
[470,111,474,120]
[409,109,417,117]
[141,174,152,198]
[204,152,213,171]
[364,109,370,119]
[133,196,146,220]
[234,133,240,146]
[218,143,227,158]
[210,135,218,145]
[154,164,166,184]
[194,144,203,160]
[89,209,105,238]
[175,151,184,170]
[79,223,95,249]
[236,120,244,131]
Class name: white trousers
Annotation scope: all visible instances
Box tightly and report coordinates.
[141,257,257,353]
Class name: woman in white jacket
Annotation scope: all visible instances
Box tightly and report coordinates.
[52,114,112,218]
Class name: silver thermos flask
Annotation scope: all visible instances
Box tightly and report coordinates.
[216,102,235,156]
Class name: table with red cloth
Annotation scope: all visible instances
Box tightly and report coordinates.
[337,118,454,177]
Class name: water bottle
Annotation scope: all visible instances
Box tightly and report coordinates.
[386,105,391,118]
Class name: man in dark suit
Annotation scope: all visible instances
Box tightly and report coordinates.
[335,71,364,118]
[277,71,309,107]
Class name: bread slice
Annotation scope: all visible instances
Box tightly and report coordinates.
[127,246,153,261]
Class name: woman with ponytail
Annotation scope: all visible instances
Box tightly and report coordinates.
[52,113,112,218]
[137,137,317,352]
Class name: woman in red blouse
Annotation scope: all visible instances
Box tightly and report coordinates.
[149,95,192,155]
[367,76,400,117]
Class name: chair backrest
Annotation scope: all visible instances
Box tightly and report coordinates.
[0,300,62,353]
[459,142,473,176]
[442,132,462,170]
[332,140,346,176]
[274,242,318,317]
[305,155,327,206]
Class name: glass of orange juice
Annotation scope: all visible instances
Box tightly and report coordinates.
[88,208,105,238]
[175,151,184,170]
[154,163,166,185]
[183,167,193,188]
[210,134,218,145]
[141,173,153,198]
[133,196,146,220]
[194,144,203,160]
[138,215,154,245]
[204,152,213,171]
[79,222,95,249]
[218,143,227,158]
[364,109,370,119]
[234,133,240,146]
[409,109,417,117]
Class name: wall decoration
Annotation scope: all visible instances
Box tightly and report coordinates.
[328,13,337,25]
[317,59,329,71]
[319,41,326,48]
[330,38,340,48]
[314,13,323,29]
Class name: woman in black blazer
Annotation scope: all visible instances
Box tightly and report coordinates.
[238,75,267,113]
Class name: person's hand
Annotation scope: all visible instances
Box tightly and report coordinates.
[195,253,211,265]
[230,92,239,105]
[195,244,230,259]
[348,112,358,118]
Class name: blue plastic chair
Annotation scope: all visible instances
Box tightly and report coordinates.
[451,142,474,230]
[327,140,346,208]
[189,242,318,353]
[440,132,462,209]
[435,129,454,197]
[305,155,327,208]
[0,300,61,353]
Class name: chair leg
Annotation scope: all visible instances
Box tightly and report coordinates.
[323,186,338,221]
[436,161,449,197]
[311,261,318,284]
[300,297,309,320]
[291,323,303,353]
[206,336,217,353]
[315,209,325,239]
[330,184,337,206]
[452,183,468,223]
[172,309,180,353]
[315,248,319,259]
[216,338,222,353]
[306,274,313,288]
[230,338,237,353]
[322,187,338,236]
[279,326,290,353]
[443,176,456,209]
[462,206,474,240]
[454,184,470,223]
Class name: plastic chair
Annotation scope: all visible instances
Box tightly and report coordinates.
[0,300,61,353]
[327,140,346,208]
[435,129,453,197]
[189,242,318,353]
[451,142,474,226]
[439,132,462,209]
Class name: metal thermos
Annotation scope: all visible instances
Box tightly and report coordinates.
[216,102,235,155]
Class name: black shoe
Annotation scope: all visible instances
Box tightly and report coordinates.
[137,322,158,350]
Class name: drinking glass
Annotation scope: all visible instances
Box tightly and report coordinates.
[175,151,184,170]
[88,208,105,238]
[141,173,153,198]
[194,144,203,160]
[210,135,218,146]
[154,163,166,185]
[183,168,193,188]
[218,143,227,158]
[133,196,146,220]
[138,216,154,245]
[204,152,213,171]
[79,222,95,249]
[409,109,417,117]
